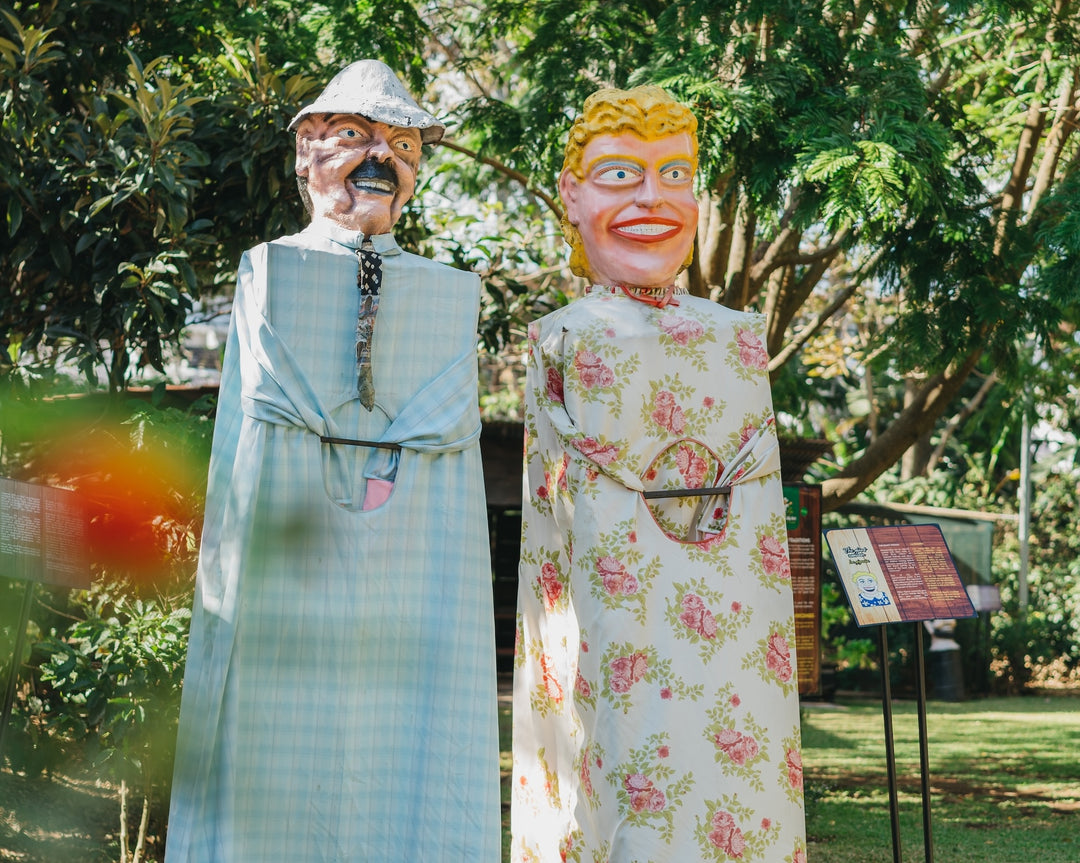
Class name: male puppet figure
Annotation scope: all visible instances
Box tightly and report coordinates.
[165,61,500,863]
[511,86,807,863]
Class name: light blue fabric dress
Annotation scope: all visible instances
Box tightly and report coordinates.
[165,221,501,863]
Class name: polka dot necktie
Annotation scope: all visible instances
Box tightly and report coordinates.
[356,247,382,410]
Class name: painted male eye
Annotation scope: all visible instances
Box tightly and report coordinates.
[396,139,414,151]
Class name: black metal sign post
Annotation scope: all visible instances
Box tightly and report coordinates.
[0,579,35,756]
[877,621,937,863]
[826,524,977,863]
[878,624,903,863]
[913,623,935,863]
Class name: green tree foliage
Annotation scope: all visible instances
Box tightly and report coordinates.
[36,586,191,862]
[4,0,1080,497]
[0,1,324,391]
[2,12,1079,855]
[450,0,1080,510]
[2,393,212,857]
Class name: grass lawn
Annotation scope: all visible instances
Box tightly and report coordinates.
[498,690,1080,862]
[801,695,1080,862]
[3,686,1075,861]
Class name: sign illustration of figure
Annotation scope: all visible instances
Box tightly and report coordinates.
[165,60,500,862]
[511,86,807,863]
[854,570,894,607]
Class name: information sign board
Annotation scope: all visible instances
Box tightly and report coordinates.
[1,477,90,589]
[824,524,975,627]
[784,484,821,695]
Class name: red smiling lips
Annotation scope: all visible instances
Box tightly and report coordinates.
[611,217,684,242]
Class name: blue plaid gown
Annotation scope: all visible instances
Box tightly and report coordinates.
[165,221,501,863]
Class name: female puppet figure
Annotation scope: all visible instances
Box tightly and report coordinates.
[511,86,807,863]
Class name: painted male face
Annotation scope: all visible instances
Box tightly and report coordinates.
[560,131,698,288]
[294,113,423,234]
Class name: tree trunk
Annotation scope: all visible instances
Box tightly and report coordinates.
[900,377,933,479]
[119,779,129,863]
[133,789,151,863]
[697,183,734,299]
[720,198,757,308]
[926,371,999,475]
[819,348,983,511]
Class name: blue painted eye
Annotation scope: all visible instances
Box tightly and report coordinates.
[660,161,694,183]
[594,162,642,183]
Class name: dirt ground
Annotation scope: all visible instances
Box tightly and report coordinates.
[0,763,128,863]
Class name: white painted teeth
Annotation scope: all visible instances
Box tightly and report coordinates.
[352,179,395,194]
[620,223,672,235]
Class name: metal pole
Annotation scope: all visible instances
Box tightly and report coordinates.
[0,579,35,758]
[879,625,903,863]
[914,624,934,863]
[1018,411,1031,610]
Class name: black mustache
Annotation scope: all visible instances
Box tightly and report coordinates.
[348,158,399,189]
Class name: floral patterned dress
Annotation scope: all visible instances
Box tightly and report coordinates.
[511,287,806,863]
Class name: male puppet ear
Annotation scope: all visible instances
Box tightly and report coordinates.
[558,168,581,225]
[294,125,313,179]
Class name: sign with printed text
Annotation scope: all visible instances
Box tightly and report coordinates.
[1,477,90,589]
[824,524,976,627]
[784,484,822,696]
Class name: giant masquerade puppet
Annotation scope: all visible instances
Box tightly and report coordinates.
[165,60,500,862]
[511,86,808,863]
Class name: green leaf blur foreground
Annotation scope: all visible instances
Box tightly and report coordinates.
[800,697,1080,863]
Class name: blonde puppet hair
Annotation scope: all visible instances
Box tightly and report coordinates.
[560,86,700,279]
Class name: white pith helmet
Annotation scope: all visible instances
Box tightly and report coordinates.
[288,59,445,144]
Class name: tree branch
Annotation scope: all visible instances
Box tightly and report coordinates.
[767,239,886,375]
[993,0,1070,253]
[819,347,985,511]
[925,370,999,473]
[767,280,860,376]
[437,138,563,219]
[1029,67,1079,214]
[769,227,851,270]
[766,248,844,356]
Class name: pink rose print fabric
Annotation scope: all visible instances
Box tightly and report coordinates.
[512,288,806,862]
[574,349,615,389]
[597,555,639,596]
[715,728,760,765]
[545,367,564,404]
[658,313,705,346]
[651,390,686,434]
[609,651,649,693]
[624,773,667,812]
[679,594,718,639]
[737,327,769,371]
[760,533,793,580]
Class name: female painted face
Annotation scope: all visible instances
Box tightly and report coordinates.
[855,574,880,594]
[294,113,423,234]
[560,131,698,288]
